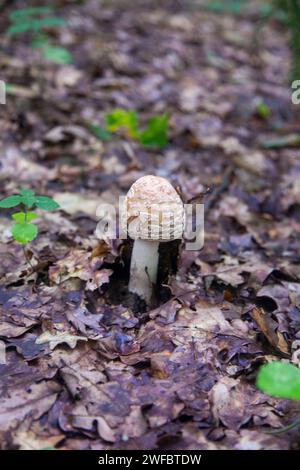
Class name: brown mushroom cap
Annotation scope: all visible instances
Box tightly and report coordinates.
[121,175,184,241]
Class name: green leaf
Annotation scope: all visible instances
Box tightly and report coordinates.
[138,114,169,148]
[106,109,139,138]
[0,195,22,208]
[257,361,300,400]
[89,124,112,141]
[9,7,54,21]
[205,0,248,14]
[20,195,36,208]
[34,196,60,211]
[31,33,50,49]
[256,102,271,120]
[7,21,36,35]
[7,17,66,36]
[42,45,72,64]
[28,17,66,29]
[12,211,38,223]
[12,223,38,244]
[19,188,35,197]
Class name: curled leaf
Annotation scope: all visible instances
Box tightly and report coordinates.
[36,331,87,350]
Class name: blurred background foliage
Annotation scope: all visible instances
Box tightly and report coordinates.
[3,0,300,79]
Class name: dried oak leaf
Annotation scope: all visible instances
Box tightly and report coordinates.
[13,430,65,450]
[0,381,60,432]
[0,287,48,338]
[69,404,116,442]
[8,333,47,360]
[60,359,106,400]
[66,307,104,336]
[210,377,251,430]
[251,306,289,355]
[49,249,113,291]
[225,429,289,450]
[0,352,55,392]
[210,377,280,432]
[168,300,236,351]
[204,261,275,290]
[36,331,87,351]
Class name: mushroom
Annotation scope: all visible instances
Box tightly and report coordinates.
[121,175,184,305]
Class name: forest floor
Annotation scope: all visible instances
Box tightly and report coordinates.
[0,0,300,450]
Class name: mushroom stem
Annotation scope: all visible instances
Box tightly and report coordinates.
[129,239,159,304]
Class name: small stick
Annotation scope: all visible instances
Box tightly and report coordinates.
[22,245,34,271]
[264,417,300,435]
[205,166,234,211]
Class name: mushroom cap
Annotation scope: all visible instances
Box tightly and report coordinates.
[121,175,185,241]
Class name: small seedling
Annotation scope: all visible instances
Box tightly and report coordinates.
[106,108,139,139]
[100,108,169,149]
[138,114,169,148]
[257,361,300,434]
[256,101,271,120]
[0,189,60,262]
[7,7,72,65]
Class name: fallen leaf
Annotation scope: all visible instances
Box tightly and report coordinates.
[49,249,113,291]
[36,331,87,351]
[0,382,60,432]
[251,307,289,355]
[0,340,6,364]
[14,430,65,450]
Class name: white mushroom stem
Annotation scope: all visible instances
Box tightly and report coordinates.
[129,239,159,305]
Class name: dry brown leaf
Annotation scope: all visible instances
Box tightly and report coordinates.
[49,249,113,291]
[210,378,252,431]
[0,146,56,182]
[251,307,289,355]
[36,331,87,351]
[0,382,60,432]
[14,430,65,450]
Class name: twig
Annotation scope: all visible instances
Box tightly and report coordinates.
[264,417,300,435]
[22,245,34,272]
[205,165,234,211]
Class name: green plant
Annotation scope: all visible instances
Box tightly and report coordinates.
[257,361,300,400]
[275,0,300,80]
[256,100,271,119]
[257,1,300,80]
[106,109,139,139]
[101,108,169,149]
[7,7,65,35]
[0,189,60,245]
[256,361,300,433]
[138,114,169,148]
[205,0,249,14]
[7,7,72,65]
